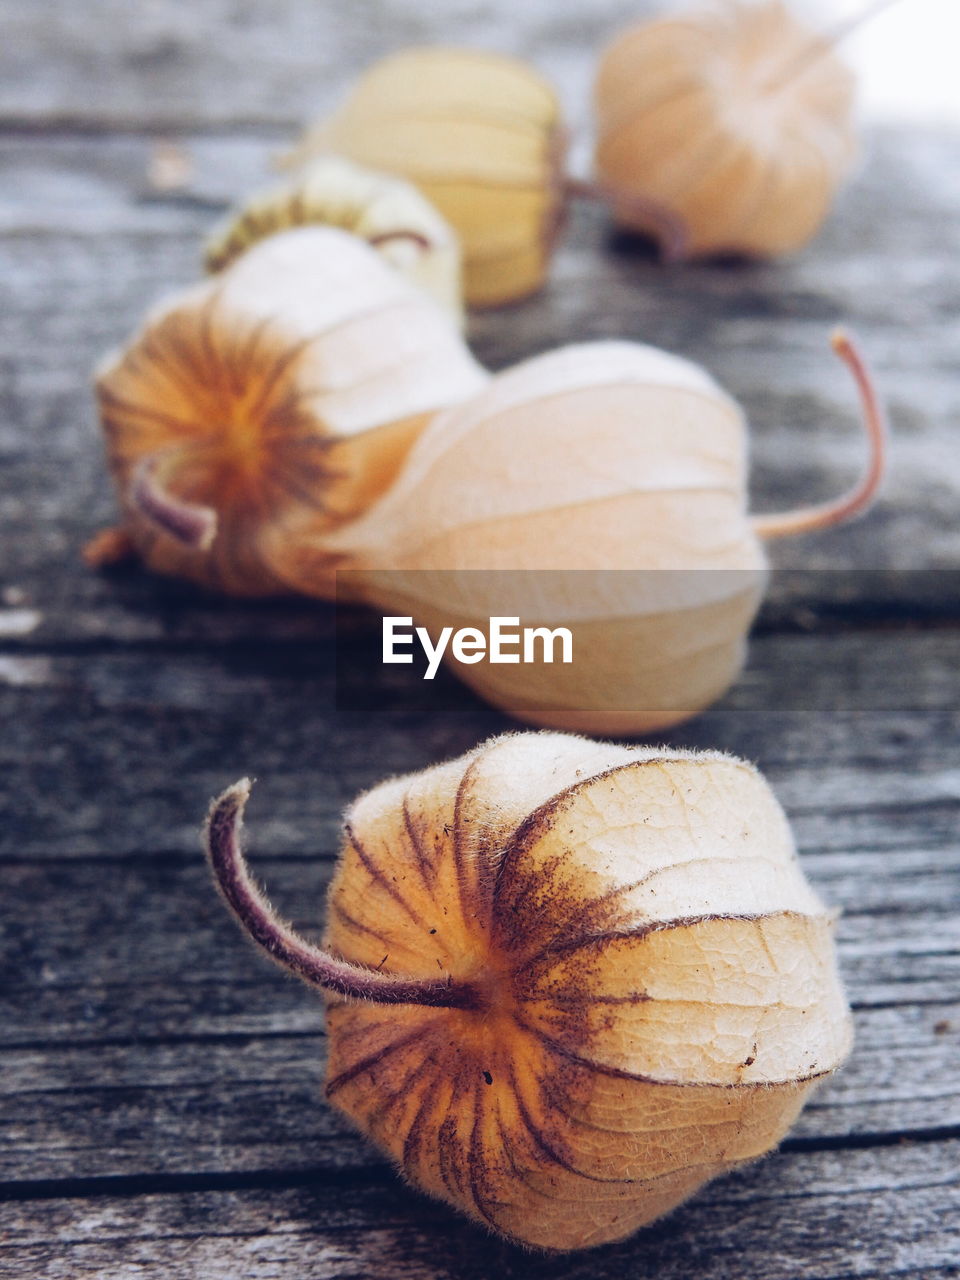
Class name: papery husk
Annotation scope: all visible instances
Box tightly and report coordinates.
[322,731,852,1250]
[594,1,857,257]
[329,341,768,732]
[288,48,566,307]
[93,226,487,597]
[204,155,463,321]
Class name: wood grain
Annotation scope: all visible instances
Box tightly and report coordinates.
[1,628,956,854]
[1,0,958,1271]
[2,1142,958,1279]
[2,129,960,619]
[0,0,662,131]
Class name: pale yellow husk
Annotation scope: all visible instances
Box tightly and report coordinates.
[329,341,768,732]
[288,47,566,306]
[204,155,463,321]
[94,226,487,596]
[594,1,857,256]
[324,731,852,1250]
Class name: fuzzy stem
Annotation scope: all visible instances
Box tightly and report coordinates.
[130,454,218,551]
[205,780,481,1009]
[566,176,690,263]
[753,329,887,541]
[762,0,907,93]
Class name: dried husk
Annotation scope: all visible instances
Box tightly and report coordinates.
[207,732,852,1251]
[288,48,566,307]
[204,155,463,321]
[92,226,487,597]
[594,1,857,257]
[329,341,768,732]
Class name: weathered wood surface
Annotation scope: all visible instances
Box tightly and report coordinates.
[0,0,666,132]
[2,640,957,1277]
[2,627,959,857]
[2,0,959,1275]
[2,1142,959,1280]
[3,126,960,615]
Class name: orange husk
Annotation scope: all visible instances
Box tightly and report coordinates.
[594,1,857,257]
[328,340,767,732]
[90,226,487,596]
[206,732,852,1250]
[322,333,885,734]
[287,47,567,307]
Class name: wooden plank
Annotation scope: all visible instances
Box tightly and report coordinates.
[4,925,956,1069]
[4,824,960,996]
[0,0,664,132]
[2,728,958,1179]
[1,129,959,641]
[2,636,955,1181]
[5,844,960,1013]
[2,610,957,717]
[1,998,958,1183]
[1,2,957,1274]
[4,880,958,1045]
[0,136,267,237]
[1,1141,958,1279]
[1,628,956,857]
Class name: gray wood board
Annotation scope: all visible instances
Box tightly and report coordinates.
[0,0,659,132]
[2,2,959,1272]
[2,1143,958,1279]
[2,971,958,1182]
[1,630,957,1189]
[1,628,958,858]
[1,127,959,647]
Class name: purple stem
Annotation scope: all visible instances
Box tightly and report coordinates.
[205,781,481,1009]
[130,455,218,551]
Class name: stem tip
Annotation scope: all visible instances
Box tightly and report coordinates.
[131,455,219,552]
[204,779,481,1011]
[753,328,887,542]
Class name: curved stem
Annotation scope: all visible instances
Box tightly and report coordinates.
[762,0,907,94]
[205,780,481,1010]
[130,454,218,552]
[367,229,432,254]
[566,176,689,263]
[753,329,887,541]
